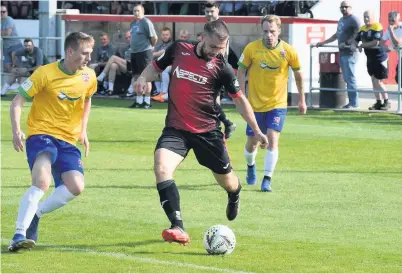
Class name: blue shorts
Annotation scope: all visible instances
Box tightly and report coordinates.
[26,134,84,187]
[246,108,287,136]
[2,43,23,65]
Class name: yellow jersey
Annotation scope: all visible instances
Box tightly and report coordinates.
[18,61,97,145]
[238,39,301,112]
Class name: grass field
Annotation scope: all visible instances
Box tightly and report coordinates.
[1,97,402,273]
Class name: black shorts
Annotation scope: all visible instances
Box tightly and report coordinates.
[126,60,132,73]
[131,50,153,76]
[367,59,388,80]
[155,127,232,174]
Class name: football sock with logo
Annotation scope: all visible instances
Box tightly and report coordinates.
[15,186,45,236]
[36,185,76,218]
[157,180,184,230]
[264,149,278,177]
[244,148,257,166]
[227,180,242,202]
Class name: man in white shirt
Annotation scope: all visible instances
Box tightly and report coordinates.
[381,11,402,85]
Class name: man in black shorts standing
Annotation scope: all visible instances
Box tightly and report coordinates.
[134,20,268,245]
[129,3,157,109]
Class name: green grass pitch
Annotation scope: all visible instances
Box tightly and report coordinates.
[1,97,401,272]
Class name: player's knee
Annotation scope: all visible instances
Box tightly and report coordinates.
[66,181,84,196]
[32,172,52,192]
[154,162,172,179]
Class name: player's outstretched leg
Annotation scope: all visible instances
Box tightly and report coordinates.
[226,181,242,221]
[26,214,40,242]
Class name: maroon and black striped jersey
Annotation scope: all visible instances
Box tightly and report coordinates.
[153,40,241,133]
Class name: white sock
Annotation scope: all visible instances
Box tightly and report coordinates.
[144,96,151,105]
[15,186,45,236]
[264,149,278,177]
[162,92,168,100]
[136,95,144,104]
[103,81,108,89]
[97,72,105,81]
[1,83,10,95]
[108,82,114,91]
[244,148,257,166]
[36,185,76,218]
[127,84,134,93]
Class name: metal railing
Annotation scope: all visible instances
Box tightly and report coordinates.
[309,44,402,113]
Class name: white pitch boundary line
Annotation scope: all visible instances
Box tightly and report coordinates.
[1,238,252,273]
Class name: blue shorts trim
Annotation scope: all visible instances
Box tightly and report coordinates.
[246,108,287,136]
[26,134,84,187]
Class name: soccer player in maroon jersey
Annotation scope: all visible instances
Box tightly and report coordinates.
[134,20,268,245]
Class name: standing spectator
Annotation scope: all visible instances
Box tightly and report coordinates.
[8,1,32,19]
[355,10,390,110]
[152,27,173,103]
[129,3,157,109]
[380,11,402,86]
[1,39,45,97]
[96,31,133,96]
[1,5,24,73]
[111,1,124,14]
[316,1,360,109]
[204,1,236,139]
[89,32,117,76]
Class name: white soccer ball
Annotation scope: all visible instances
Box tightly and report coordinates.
[203,225,236,255]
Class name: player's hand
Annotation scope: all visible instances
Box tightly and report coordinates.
[12,130,25,152]
[79,131,90,157]
[298,100,307,115]
[133,76,147,94]
[255,131,268,149]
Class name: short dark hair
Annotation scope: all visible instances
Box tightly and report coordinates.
[100,32,109,38]
[24,38,34,44]
[161,26,171,33]
[205,1,219,9]
[196,32,204,37]
[204,19,229,41]
[64,32,94,52]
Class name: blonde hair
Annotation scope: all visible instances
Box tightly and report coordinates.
[260,15,281,29]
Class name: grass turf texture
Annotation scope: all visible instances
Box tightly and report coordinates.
[1,97,401,272]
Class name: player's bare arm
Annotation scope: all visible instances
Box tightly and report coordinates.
[80,98,92,157]
[232,93,268,148]
[237,67,247,97]
[150,36,158,47]
[293,70,307,115]
[388,26,402,47]
[9,94,26,152]
[316,33,337,47]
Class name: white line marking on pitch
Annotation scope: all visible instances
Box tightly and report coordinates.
[2,238,252,273]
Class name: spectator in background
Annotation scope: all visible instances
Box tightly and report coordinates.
[196,32,203,42]
[129,3,157,109]
[89,32,117,76]
[8,1,32,19]
[355,10,390,110]
[111,1,124,14]
[381,11,402,86]
[96,31,133,96]
[219,1,246,15]
[1,5,24,73]
[1,39,45,97]
[178,29,189,40]
[152,27,173,103]
[315,1,360,109]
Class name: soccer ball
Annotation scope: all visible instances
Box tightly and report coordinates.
[203,225,236,255]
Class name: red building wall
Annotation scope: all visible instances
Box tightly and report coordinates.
[380,0,402,84]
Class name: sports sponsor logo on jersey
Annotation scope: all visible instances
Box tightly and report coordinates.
[260,60,280,70]
[239,53,245,62]
[280,49,286,58]
[21,78,33,92]
[173,66,208,85]
[82,73,90,83]
[58,90,82,101]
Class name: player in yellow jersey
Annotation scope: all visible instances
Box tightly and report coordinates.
[8,32,97,252]
[237,15,307,192]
